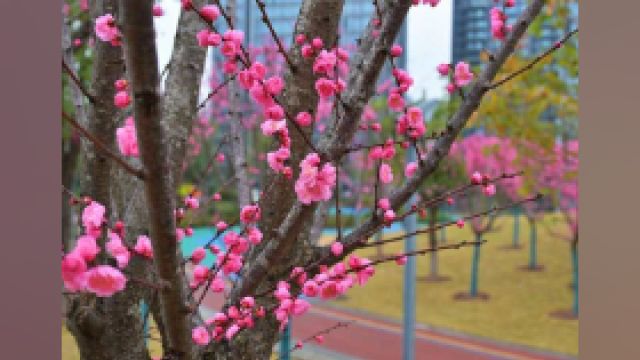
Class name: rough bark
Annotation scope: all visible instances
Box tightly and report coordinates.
[62,18,82,252]
[66,1,152,359]
[309,200,331,245]
[162,0,211,189]
[119,1,197,359]
[227,0,252,208]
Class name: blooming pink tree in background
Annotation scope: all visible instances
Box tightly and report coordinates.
[60,0,575,359]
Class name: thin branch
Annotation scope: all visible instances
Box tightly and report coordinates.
[488,28,579,90]
[61,111,146,180]
[288,320,355,353]
[255,0,297,72]
[361,194,541,249]
[197,74,237,110]
[62,58,96,104]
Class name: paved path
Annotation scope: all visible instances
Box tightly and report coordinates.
[199,292,575,360]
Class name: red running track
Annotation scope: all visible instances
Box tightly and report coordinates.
[200,291,574,360]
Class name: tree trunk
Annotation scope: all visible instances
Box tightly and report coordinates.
[469,233,482,297]
[512,207,520,248]
[571,237,578,316]
[528,216,538,269]
[226,0,252,208]
[429,205,439,277]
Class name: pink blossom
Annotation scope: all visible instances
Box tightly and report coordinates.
[191,247,207,264]
[225,324,240,340]
[390,44,403,57]
[191,265,209,288]
[106,232,130,269]
[330,242,343,256]
[405,162,418,177]
[62,252,87,292]
[294,153,337,204]
[223,29,245,44]
[216,221,228,231]
[378,198,391,210]
[483,184,496,197]
[387,92,405,112]
[246,227,263,245]
[200,5,220,22]
[240,205,261,224]
[265,104,285,120]
[196,30,210,47]
[315,78,336,98]
[82,201,106,235]
[265,76,285,95]
[349,256,375,285]
[267,147,291,173]
[379,163,394,184]
[207,32,222,47]
[295,111,313,127]
[292,298,310,315]
[74,235,101,262]
[490,7,507,40]
[437,63,450,76]
[395,255,408,266]
[176,228,186,242]
[84,265,127,297]
[192,326,210,346]
[94,14,119,43]
[314,335,325,344]
[221,41,237,57]
[301,44,314,58]
[295,34,306,45]
[446,83,457,94]
[116,117,138,157]
[152,5,164,16]
[471,171,483,184]
[241,296,255,308]
[313,50,337,76]
[184,195,199,209]
[211,277,225,293]
[311,37,324,49]
[134,235,153,259]
[261,119,287,136]
[454,62,474,87]
[384,209,396,223]
[216,153,225,163]
[115,79,128,91]
[302,280,319,297]
[114,91,131,108]
[456,219,465,228]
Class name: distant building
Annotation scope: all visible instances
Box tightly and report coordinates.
[225,1,407,74]
[451,0,578,66]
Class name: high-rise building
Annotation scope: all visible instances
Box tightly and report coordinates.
[451,0,578,66]
[223,1,407,72]
[231,0,375,49]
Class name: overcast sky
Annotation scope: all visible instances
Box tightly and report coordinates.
[155,1,452,102]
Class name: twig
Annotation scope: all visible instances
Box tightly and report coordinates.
[255,0,297,72]
[488,28,578,89]
[62,58,96,104]
[61,111,146,179]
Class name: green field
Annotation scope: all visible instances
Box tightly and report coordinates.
[324,214,578,356]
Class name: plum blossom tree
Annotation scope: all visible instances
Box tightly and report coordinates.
[60,0,575,358]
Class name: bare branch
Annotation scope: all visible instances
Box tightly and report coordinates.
[62,111,145,179]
